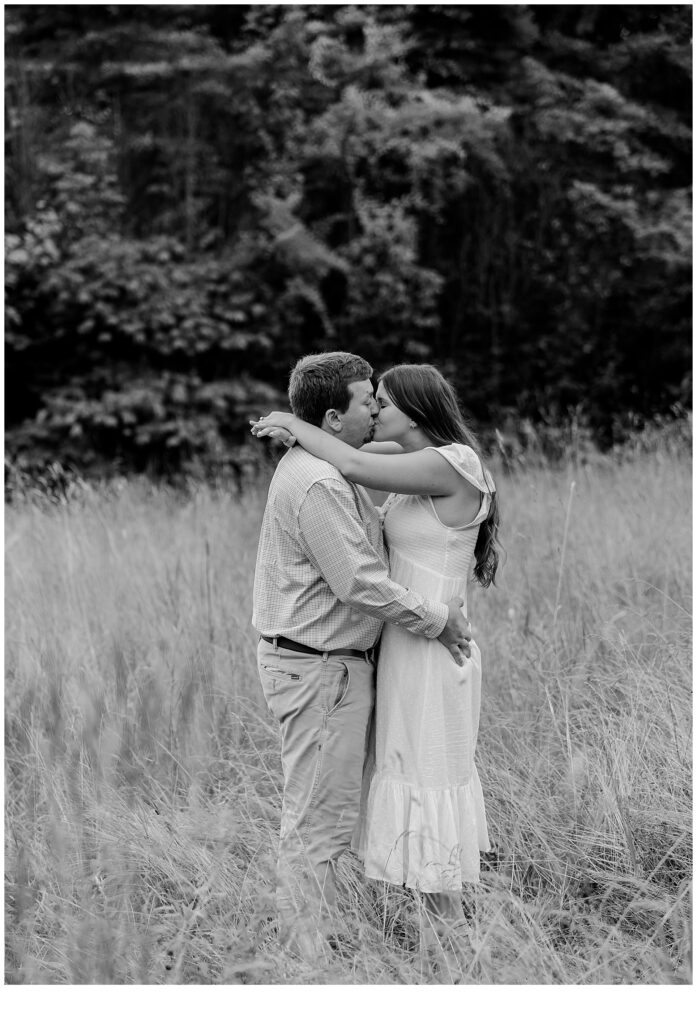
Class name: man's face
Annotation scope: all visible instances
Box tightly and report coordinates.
[334,379,379,448]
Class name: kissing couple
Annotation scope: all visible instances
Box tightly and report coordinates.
[250,351,500,973]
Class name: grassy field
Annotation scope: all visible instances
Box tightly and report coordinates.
[4,440,692,985]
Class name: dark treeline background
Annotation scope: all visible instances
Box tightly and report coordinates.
[5,4,692,481]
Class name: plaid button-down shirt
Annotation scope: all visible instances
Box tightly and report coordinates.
[252,447,448,651]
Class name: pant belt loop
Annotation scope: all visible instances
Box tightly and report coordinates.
[322,651,329,663]
[272,637,278,651]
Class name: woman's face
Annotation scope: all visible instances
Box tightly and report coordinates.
[372,382,413,443]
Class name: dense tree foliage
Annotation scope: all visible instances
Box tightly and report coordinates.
[5,5,692,478]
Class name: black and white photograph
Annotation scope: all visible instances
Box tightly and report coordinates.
[4,4,692,989]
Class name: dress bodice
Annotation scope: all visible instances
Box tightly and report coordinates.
[381,444,494,585]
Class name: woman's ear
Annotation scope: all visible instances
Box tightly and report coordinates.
[324,408,343,434]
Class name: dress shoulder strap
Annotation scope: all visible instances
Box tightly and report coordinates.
[425,443,496,495]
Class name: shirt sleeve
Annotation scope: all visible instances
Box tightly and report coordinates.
[297,478,448,639]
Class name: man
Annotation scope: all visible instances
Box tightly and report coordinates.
[252,351,471,957]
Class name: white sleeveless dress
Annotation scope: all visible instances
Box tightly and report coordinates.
[355,443,493,892]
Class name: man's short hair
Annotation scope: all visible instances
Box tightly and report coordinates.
[288,352,373,426]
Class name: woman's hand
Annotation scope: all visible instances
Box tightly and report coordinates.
[250,411,296,436]
[249,411,297,447]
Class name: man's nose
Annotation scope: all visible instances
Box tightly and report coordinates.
[370,398,379,415]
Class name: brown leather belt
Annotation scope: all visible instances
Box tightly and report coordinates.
[260,635,373,661]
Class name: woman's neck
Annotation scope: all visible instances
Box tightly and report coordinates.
[399,429,433,453]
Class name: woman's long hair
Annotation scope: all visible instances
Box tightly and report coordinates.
[380,363,501,587]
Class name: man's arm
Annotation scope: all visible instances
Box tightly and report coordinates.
[297,479,471,663]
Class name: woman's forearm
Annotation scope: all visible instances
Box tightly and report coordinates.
[251,411,456,493]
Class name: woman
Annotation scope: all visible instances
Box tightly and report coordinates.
[251,363,500,968]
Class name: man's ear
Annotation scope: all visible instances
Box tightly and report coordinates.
[324,408,343,434]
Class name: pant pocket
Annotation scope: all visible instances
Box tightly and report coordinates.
[324,661,350,717]
[259,662,303,718]
[260,662,301,681]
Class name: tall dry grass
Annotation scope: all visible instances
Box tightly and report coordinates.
[4,445,692,984]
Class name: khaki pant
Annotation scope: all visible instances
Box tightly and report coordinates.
[257,638,375,955]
